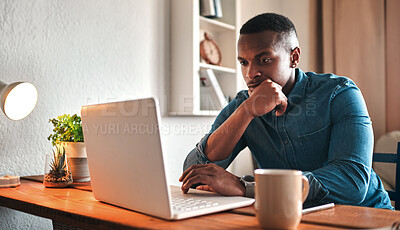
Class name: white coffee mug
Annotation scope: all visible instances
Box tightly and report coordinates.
[254,169,309,229]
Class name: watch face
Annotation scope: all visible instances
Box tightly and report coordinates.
[242,175,255,183]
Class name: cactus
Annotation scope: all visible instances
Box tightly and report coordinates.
[44,145,72,186]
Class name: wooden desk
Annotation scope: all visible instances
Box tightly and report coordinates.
[0,179,399,229]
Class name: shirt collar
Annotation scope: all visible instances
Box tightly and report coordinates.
[287,68,308,105]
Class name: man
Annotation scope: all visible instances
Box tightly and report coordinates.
[179,13,393,209]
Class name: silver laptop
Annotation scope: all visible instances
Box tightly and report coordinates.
[81,98,254,220]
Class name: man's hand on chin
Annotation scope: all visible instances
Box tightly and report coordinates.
[179,163,245,196]
[245,79,288,117]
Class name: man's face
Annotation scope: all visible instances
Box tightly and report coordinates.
[237,30,294,95]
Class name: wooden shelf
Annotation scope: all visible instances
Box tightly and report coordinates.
[200,16,235,32]
[199,63,236,74]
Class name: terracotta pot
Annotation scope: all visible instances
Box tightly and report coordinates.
[61,142,90,182]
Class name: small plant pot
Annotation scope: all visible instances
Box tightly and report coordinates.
[43,149,73,188]
[62,142,90,182]
[43,174,73,188]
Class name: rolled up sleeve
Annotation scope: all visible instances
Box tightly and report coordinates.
[183,94,247,171]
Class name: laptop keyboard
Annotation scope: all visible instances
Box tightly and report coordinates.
[171,197,219,212]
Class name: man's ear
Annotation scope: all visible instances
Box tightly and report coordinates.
[290,47,301,68]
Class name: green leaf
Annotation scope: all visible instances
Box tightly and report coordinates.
[48,113,84,145]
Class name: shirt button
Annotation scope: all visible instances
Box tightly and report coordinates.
[284,140,289,145]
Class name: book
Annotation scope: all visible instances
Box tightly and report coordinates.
[214,0,223,18]
[200,0,223,19]
[200,0,216,17]
[200,69,227,110]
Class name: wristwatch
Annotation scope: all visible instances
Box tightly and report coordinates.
[240,175,255,198]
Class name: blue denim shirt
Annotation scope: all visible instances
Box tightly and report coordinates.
[184,68,393,209]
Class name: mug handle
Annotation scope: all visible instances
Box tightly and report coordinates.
[301,176,310,202]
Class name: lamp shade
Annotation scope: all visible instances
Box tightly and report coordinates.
[0,80,38,120]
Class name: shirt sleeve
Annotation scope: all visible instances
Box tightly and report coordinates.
[304,80,374,206]
[183,93,248,171]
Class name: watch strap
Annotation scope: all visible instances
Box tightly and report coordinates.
[240,175,255,198]
[245,183,255,198]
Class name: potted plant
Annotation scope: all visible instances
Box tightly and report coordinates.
[48,114,90,182]
[43,145,73,187]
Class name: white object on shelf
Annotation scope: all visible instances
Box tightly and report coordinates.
[62,142,90,182]
[200,16,235,33]
[201,69,228,109]
[214,0,223,18]
[199,0,216,17]
[200,82,221,111]
[199,62,236,74]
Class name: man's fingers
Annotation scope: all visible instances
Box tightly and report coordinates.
[180,163,245,196]
[270,79,283,90]
[180,165,196,181]
[179,164,207,182]
[248,88,253,96]
[182,174,210,191]
[262,79,282,90]
[180,166,214,185]
[179,164,224,195]
[276,97,288,116]
[274,91,288,116]
[196,185,214,192]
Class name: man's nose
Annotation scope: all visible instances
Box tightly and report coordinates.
[245,63,261,80]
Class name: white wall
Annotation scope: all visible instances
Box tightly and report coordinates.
[0,1,215,228]
[239,0,320,72]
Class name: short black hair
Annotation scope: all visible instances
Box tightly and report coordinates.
[240,13,298,51]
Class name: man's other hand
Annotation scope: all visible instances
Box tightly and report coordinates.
[179,163,245,196]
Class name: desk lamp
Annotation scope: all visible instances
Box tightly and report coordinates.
[0,80,38,188]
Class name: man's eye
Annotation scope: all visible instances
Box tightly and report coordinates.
[239,61,248,66]
[260,58,271,63]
